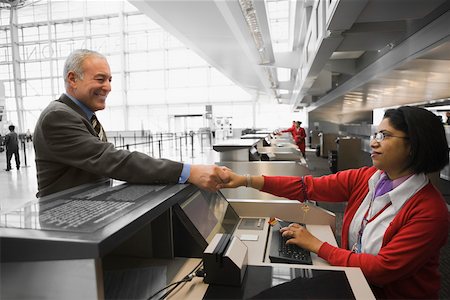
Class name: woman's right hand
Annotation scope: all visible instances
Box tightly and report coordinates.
[220,170,247,188]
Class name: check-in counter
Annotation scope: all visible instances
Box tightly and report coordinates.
[165,258,375,300]
[240,133,269,140]
[0,181,197,299]
[257,146,304,162]
[0,181,374,300]
[270,132,296,145]
[213,138,262,161]
[217,161,310,201]
[163,196,369,299]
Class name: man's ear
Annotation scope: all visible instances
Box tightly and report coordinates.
[67,71,77,88]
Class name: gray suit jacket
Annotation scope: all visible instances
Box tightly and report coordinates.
[5,131,19,152]
[33,94,183,197]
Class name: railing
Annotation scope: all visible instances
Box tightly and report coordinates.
[111,129,213,162]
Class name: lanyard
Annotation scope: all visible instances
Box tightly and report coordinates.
[352,198,392,253]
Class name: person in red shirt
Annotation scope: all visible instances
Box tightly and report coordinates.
[278,120,297,140]
[294,121,307,158]
[223,106,449,299]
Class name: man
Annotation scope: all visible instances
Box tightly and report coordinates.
[4,124,20,171]
[33,49,229,197]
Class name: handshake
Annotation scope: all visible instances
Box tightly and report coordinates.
[187,165,263,192]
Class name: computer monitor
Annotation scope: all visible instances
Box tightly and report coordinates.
[249,146,260,161]
[172,189,241,257]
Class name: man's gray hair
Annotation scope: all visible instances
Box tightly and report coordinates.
[63,49,106,89]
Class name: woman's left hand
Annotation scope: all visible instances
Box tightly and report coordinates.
[280,223,324,253]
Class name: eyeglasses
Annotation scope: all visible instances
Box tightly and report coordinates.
[371,131,409,142]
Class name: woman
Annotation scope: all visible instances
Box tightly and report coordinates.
[294,121,307,158]
[223,106,449,299]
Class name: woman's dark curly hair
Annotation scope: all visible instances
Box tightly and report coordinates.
[383,106,449,173]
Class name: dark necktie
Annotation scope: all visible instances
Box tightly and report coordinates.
[91,114,107,142]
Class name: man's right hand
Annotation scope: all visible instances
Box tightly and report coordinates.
[187,164,231,192]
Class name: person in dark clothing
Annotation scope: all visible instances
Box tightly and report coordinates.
[5,125,20,171]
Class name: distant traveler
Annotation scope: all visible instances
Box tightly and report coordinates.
[33,49,229,197]
[4,125,20,171]
[223,106,449,299]
[25,129,32,142]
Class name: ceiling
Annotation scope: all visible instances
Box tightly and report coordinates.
[130,0,450,124]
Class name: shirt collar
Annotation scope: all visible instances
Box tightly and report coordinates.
[370,171,428,210]
[392,174,413,189]
[378,172,414,189]
[64,93,94,120]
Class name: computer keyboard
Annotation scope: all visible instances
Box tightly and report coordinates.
[268,220,312,265]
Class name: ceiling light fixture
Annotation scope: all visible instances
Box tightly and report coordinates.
[238,0,270,64]
[239,0,279,100]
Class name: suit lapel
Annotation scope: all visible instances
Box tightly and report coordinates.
[56,94,90,121]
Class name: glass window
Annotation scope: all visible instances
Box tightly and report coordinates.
[56,39,86,58]
[3,80,14,98]
[108,71,122,91]
[105,90,124,107]
[107,55,121,73]
[123,50,163,71]
[166,34,184,48]
[166,87,208,103]
[90,18,110,35]
[51,1,71,21]
[167,48,191,68]
[22,27,39,42]
[24,79,43,96]
[123,1,138,13]
[0,29,8,43]
[1,2,263,132]
[23,61,44,78]
[98,106,125,131]
[126,14,159,32]
[38,25,49,40]
[23,96,50,110]
[187,51,208,67]
[0,45,11,64]
[210,86,251,101]
[67,1,86,19]
[85,2,120,18]
[0,9,10,25]
[148,30,164,50]
[0,63,11,80]
[91,35,120,55]
[168,69,188,88]
[128,71,165,90]
[127,105,152,130]
[108,17,121,34]
[55,23,73,39]
[127,89,166,106]
[20,44,40,61]
[5,96,17,111]
[210,68,233,86]
[187,68,208,87]
[72,22,85,38]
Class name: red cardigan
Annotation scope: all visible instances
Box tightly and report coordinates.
[262,166,449,299]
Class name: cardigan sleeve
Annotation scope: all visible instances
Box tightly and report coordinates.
[261,167,375,203]
[261,175,304,200]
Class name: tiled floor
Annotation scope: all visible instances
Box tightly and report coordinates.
[0,142,38,212]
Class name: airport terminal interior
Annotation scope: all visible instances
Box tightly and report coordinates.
[1,0,450,299]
